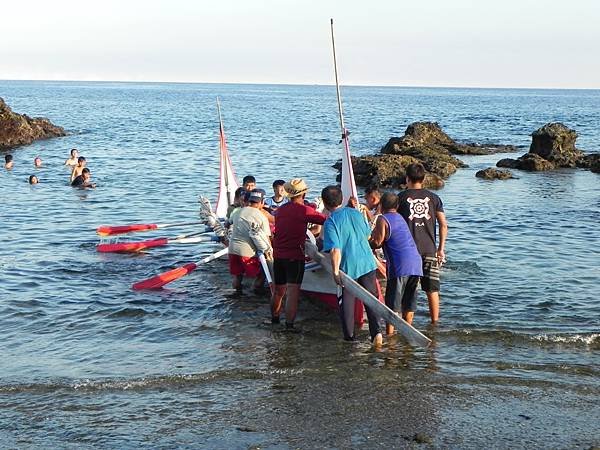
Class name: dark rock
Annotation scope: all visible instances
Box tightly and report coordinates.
[530,122,583,167]
[413,433,433,444]
[577,153,600,173]
[496,158,520,169]
[475,167,514,180]
[0,97,66,149]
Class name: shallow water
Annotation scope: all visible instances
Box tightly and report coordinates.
[0,81,599,448]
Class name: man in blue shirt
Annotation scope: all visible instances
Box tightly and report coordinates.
[321,185,383,346]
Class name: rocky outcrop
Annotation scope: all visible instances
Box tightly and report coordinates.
[495,123,587,171]
[335,154,445,190]
[0,97,66,149]
[577,154,600,173]
[475,167,514,180]
[382,122,517,156]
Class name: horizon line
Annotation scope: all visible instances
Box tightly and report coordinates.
[1,78,599,91]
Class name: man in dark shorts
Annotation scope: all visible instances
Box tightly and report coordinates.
[369,192,422,329]
[271,178,326,329]
[397,163,448,323]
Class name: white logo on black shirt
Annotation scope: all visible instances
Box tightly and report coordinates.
[407,197,431,220]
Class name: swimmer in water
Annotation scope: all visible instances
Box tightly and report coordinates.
[29,175,39,184]
[34,156,42,167]
[4,154,14,170]
[71,167,96,189]
[70,156,86,182]
[64,149,79,166]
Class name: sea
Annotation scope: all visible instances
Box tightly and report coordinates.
[0,81,598,449]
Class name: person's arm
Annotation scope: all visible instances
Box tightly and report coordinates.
[305,208,326,225]
[70,167,77,182]
[330,248,342,286]
[436,211,448,263]
[369,216,387,249]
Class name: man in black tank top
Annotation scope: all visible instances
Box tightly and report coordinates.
[397,163,448,323]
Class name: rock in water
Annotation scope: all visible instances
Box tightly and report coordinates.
[577,154,600,174]
[496,122,590,171]
[475,167,514,180]
[0,97,66,149]
[529,123,583,167]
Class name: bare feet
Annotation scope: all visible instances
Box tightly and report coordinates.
[372,333,383,348]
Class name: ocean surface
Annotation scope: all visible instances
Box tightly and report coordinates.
[0,81,599,448]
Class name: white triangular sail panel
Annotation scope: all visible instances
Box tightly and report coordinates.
[340,130,358,205]
[215,120,239,219]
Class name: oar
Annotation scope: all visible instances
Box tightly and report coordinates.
[257,252,275,295]
[96,235,220,253]
[96,222,207,237]
[305,241,431,348]
[132,247,229,290]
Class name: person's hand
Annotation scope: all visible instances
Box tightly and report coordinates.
[436,248,446,266]
[333,271,343,287]
[264,249,273,261]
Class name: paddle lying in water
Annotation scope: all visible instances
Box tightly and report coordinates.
[96,222,208,237]
[97,234,221,253]
[305,241,431,348]
[132,247,229,290]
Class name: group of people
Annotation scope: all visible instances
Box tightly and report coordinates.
[223,163,448,347]
[3,148,96,189]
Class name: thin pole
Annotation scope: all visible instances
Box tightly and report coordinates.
[330,18,345,136]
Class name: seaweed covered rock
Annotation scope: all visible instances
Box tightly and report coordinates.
[577,153,600,173]
[495,123,586,171]
[335,154,444,189]
[475,167,514,180]
[0,97,66,149]
[530,123,583,167]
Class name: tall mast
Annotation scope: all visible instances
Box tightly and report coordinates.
[330,19,358,203]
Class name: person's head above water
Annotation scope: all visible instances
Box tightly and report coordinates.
[29,175,39,185]
[242,175,256,191]
[34,156,42,167]
[77,156,86,166]
[70,148,78,158]
[81,167,91,180]
[5,154,13,166]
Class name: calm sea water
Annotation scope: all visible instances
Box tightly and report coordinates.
[0,81,599,448]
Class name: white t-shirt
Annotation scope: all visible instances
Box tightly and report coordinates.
[228,206,271,257]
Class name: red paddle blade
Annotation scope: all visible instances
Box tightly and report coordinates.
[96,238,168,253]
[132,263,198,290]
[96,223,158,236]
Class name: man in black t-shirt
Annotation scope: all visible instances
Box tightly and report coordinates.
[398,163,448,324]
[71,168,96,189]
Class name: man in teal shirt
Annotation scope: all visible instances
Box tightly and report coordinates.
[321,185,383,346]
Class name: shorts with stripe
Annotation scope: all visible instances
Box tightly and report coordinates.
[421,256,441,293]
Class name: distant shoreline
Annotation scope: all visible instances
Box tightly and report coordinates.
[1,78,599,91]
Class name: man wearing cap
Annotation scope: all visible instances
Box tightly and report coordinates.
[228,189,272,294]
[271,178,326,328]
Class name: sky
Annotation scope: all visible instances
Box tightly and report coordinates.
[1,0,599,89]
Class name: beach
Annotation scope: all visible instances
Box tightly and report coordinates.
[0,81,599,448]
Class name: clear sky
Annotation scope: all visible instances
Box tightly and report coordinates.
[2,0,599,88]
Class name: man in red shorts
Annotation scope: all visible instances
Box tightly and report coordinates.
[228,189,272,294]
[271,179,326,329]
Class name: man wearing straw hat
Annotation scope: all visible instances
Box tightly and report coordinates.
[271,178,326,329]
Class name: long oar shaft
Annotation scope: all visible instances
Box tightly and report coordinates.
[96,235,219,253]
[97,222,207,236]
[132,247,229,290]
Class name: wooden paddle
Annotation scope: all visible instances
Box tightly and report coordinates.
[132,247,229,290]
[305,241,431,348]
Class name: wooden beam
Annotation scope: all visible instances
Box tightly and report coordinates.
[305,242,431,348]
